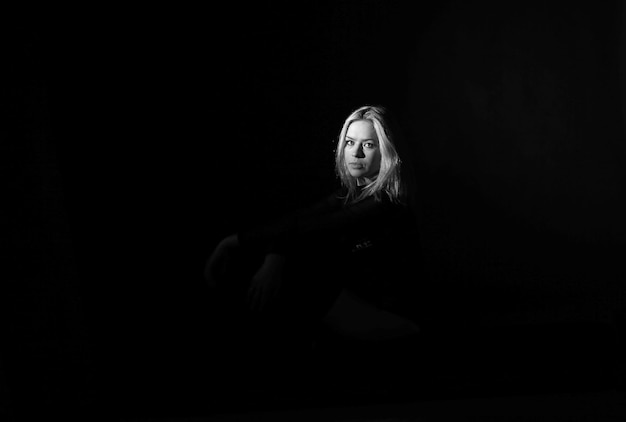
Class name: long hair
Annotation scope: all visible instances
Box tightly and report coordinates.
[334,105,414,205]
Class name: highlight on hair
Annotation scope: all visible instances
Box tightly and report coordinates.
[334,105,411,204]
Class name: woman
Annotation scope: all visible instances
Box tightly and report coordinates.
[205,105,421,349]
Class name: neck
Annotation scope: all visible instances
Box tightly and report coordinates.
[356,176,375,186]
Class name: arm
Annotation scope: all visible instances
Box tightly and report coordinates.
[237,189,343,253]
[238,190,401,255]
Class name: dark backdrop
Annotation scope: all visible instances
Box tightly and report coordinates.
[3,0,626,418]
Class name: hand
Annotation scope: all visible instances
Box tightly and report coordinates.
[204,234,239,288]
[247,253,286,313]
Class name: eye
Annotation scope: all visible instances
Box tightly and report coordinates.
[345,139,355,147]
[363,142,376,149]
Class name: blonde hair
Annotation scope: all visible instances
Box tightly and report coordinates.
[335,105,411,204]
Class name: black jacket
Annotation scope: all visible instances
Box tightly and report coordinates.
[238,186,422,317]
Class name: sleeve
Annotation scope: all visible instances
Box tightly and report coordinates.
[237,189,398,255]
[237,190,342,254]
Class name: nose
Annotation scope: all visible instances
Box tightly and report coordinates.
[352,145,365,158]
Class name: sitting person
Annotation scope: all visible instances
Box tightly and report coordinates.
[204,105,423,361]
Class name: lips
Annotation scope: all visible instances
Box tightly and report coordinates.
[348,162,364,169]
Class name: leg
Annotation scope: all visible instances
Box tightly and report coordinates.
[321,288,420,342]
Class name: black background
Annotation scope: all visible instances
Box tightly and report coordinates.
[3,1,626,418]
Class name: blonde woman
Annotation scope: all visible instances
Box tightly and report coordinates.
[205,105,421,346]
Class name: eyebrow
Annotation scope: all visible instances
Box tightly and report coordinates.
[345,136,377,142]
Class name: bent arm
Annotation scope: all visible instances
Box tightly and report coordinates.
[238,190,403,255]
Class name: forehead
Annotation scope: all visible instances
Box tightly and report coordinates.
[346,119,377,139]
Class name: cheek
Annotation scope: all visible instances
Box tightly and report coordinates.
[367,151,381,166]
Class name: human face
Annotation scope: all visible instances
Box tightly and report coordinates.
[344,119,381,183]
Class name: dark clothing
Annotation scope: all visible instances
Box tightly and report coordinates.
[208,187,423,389]
[237,186,422,322]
